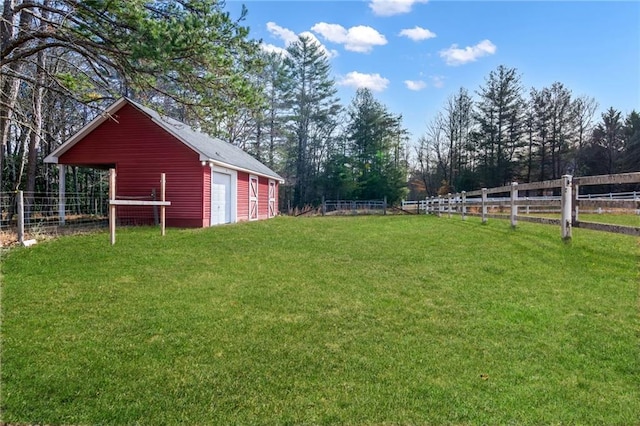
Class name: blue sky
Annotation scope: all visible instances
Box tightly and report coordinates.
[227,1,640,146]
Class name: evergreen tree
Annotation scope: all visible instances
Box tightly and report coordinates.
[475,65,525,187]
[1,0,262,191]
[584,107,624,175]
[621,111,640,173]
[346,88,407,204]
[282,35,341,207]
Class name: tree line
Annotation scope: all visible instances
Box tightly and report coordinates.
[0,1,408,209]
[2,2,636,209]
[410,65,640,198]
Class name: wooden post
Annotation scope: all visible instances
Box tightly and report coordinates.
[322,196,326,216]
[160,173,166,236]
[481,188,488,224]
[561,174,572,240]
[17,190,24,244]
[58,165,66,225]
[447,193,452,218]
[437,196,442,217]
[109,168,116,245]
[461,191,467,220]
[510,182,518,228]
[383,196,387,215]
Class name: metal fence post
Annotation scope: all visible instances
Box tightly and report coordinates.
[561,174,572,240]
[510,182,518,228]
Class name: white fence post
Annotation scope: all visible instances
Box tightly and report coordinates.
[58,165,66,225]
[17,190,24,244]
[437,196,442,217]
[160,173,167,236]
[572,182,579,224]
[447,193,452,218]
[510,182,518,228]
[109,168,116,245]
[481,188,488,224]
[461,191,467,220]
[561,174,572,240]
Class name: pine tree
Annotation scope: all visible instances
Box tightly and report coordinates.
[346,88,408,203]
[475,65,525,187]
[282,35,341,207]
[1,0,262,191]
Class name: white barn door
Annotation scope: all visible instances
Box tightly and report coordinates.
[268,179,276,218]
[249,175,259,220]
[211,172,231,225]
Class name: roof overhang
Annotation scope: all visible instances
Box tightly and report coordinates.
[203,159,285,183]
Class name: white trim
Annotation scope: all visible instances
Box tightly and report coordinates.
[211,165,237,225]
[205,159,284,183]
[249,175,259,221]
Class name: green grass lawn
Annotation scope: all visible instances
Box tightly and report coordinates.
[1,216,639,424]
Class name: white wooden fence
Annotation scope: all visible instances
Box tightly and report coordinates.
[403,172,640,239]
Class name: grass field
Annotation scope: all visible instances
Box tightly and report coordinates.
[1,216,639,424]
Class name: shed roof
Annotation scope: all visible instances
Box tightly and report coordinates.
[44,97,284,182]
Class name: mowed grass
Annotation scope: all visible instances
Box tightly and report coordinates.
[577,212,640,227]
[521,211,640,228]
[1,216,639,425]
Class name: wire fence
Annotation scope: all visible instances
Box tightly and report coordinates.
[321,198,388,216]
[0,191,161,247]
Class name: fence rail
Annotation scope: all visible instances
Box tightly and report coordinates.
[403,172,640,239]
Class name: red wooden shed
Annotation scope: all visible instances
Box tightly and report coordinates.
[44,98,283,227]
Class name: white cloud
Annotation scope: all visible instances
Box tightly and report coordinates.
[339,71,390,92]
[399,26,436,41]
[266,21,298,45]
[430,75,445,88]
[264,22,338,59]
[260,43,288,56]
[439,39,497,66]
[405,80,427,91]
[369,0,428,16]
[312,23,387,53]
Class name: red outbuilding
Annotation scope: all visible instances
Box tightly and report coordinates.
[44,98,283,227]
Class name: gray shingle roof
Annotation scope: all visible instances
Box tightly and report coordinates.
[128,99,283,181]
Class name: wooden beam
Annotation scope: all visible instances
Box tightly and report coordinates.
[108,200,171,206]
[575,172,640,186]
[576,221,640,236]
